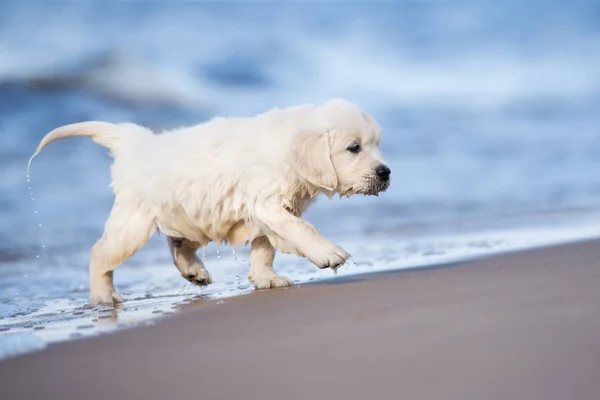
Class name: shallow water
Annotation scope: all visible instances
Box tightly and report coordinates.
[2,1,600,360]
[2,218,600,361]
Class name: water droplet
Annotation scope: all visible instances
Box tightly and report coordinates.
[31,198,35,201]
[34,210,38,214]
[201,247,206,259]
[27,154,37,177]
[41,245,45,248]
[38,223,42,227]
[36,255,40,258]
[216,246,221,258]
[232,248,237,260]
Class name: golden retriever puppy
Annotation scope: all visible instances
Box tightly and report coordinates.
[30,99,391,305]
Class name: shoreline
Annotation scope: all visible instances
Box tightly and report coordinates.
[1,238,600,399]
[1,221,600,361]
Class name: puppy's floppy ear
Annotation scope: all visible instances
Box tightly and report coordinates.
[291,129,338,191]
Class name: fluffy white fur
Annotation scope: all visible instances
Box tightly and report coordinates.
[31,99,390,305]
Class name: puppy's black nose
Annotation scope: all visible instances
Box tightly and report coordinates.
[376,165,391,180]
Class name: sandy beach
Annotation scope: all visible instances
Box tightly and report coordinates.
[1,239,599,400]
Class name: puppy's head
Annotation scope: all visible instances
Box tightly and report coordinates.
[291,99,390,196]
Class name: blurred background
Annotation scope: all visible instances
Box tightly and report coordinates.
[1,1,600,354]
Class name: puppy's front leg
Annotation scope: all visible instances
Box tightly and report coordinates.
[255,204,349,269]
[167,237,212,286]
[248,236,293,289]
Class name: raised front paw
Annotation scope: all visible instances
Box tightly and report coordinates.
[307,241,350,270]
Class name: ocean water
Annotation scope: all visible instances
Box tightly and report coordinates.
[2,1,600,359]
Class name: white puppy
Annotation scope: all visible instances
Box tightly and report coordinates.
[31,99,391,305]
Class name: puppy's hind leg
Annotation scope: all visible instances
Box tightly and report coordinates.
[248,236,293,290]
[167,237,212,286]
[89,201,155,306]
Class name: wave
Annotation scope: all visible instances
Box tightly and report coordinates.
[0,2,599,115]
[2,44,599,121]
[0,51,212,110]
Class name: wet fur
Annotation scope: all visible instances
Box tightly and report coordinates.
[31,98,389,305]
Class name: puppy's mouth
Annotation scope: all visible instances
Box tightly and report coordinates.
[359,176,390,196]
[338,176,390,197]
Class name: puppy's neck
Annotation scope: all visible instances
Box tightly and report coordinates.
[280,178,319,216]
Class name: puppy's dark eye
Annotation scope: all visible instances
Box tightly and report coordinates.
[347,143,361,154]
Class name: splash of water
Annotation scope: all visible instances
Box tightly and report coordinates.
[26,157,45,261]
[331,256,355,276]
[27,154,36,178]
[177,281,189,296]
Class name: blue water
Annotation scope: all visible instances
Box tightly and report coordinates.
[1,1,600,358]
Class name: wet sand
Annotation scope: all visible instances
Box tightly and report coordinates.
[1,239,600,400]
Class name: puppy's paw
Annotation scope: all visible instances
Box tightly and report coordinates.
[184,267,213,286]
[90,290,124,307]
[196,268,213,285]
[250,271,294,290]
[307,241,350,270]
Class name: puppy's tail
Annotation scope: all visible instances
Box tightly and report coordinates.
[28,121,135,174]
[33,121,122,157]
